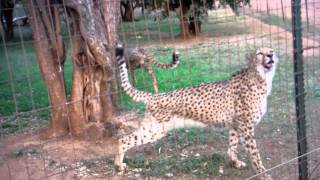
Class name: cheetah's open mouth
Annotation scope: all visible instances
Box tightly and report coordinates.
[263,61,273,70]
[263,55,274,70]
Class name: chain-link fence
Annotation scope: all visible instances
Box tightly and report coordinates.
[0,0,319,179]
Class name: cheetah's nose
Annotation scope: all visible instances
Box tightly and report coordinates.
[266,54,273,59]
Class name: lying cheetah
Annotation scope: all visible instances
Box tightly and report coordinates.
[124,47,179,93]
[115,44,278,180]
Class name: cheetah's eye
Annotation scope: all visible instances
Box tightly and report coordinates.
[256,52,264,56]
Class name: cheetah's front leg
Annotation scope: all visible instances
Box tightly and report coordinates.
[239,123,272,180]
[114,140,127,172]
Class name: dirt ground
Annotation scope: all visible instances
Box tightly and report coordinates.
[251,0,320,25]
[1,2,320,180]
[0,119,300,180]
[0,130,119,180]
[250,0,320,56]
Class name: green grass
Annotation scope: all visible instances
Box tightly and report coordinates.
[1,10,319,140]
[0,42,73,117]
[304,56,320,99]
[154,127,228,150]
[119,43,254,110]
[124,127,228,177]
[12,146,41,157]
[1,7,320,179]
[39,126,227,178]
[0,41,246,131]
[63,127,229,178]
[0,111,49,135]
[125,153,225,177]
[2,36,305,135]
[0,12,251,115]
[118,16,180,44]
[118,13,250,44]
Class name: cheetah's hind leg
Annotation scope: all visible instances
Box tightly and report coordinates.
[227,128,247,169]
[113,115,205,172]
[114,117,172,172]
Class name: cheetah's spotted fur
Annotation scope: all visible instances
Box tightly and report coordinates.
[115,44,278,180]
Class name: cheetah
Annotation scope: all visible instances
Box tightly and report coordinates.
[124,47,179,93]
[115,44,278,180]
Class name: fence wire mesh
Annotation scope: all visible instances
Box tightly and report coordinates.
[0,0,320,179]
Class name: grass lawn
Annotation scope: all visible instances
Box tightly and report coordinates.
[0,12,251,130]
[1,8,320,179]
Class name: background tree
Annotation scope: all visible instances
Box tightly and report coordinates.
[0,0,14,40]
[181,0,251,37]
[120,0,161,21]
[165,0,250,37]
[21,0,120,139]
[221,0,251,15]
[121,0,135,21]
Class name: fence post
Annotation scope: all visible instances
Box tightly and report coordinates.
[291,0,308,180]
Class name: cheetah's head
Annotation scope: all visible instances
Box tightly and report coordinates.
[249,47,278,72]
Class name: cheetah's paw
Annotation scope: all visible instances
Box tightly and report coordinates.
[115,162,127,172]
[259,174,273,180]
[233,160,247,169]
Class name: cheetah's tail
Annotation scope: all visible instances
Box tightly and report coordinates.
[139,48,180,69]
[116,43,152,103]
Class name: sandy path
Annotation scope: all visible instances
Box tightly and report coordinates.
[247,15,320,56]
[251,0,320,26]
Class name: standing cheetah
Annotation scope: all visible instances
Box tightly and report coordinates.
[124,47,180,93]
[115,44,278,180]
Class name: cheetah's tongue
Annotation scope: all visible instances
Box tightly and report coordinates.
[264,63,273,70]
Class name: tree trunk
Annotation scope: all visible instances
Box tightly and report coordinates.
[22,0,69,138]
[2,1,14,40]
[178,0,191,38]
[141,0,146,16]
[101,0,121,117]
[177,0,202,38]
[162,0,170,18]
[121,0,134,22]
[66,0,120,137]
[152,0,157,10]
[188,16,201,36]
[68,13,86,135]
[22,0,120,139]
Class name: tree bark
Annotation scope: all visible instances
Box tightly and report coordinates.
[1,0,14,40]
[66,0,120,136]
[177,0,203,38]
[188,16,201,36]
[22,0,69,138]
[152,0,156,10]
[68,12,86,135]
[101,0,121,117]
[121,0,134,22]
[178,0,191,38]
[22,0,120,138]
